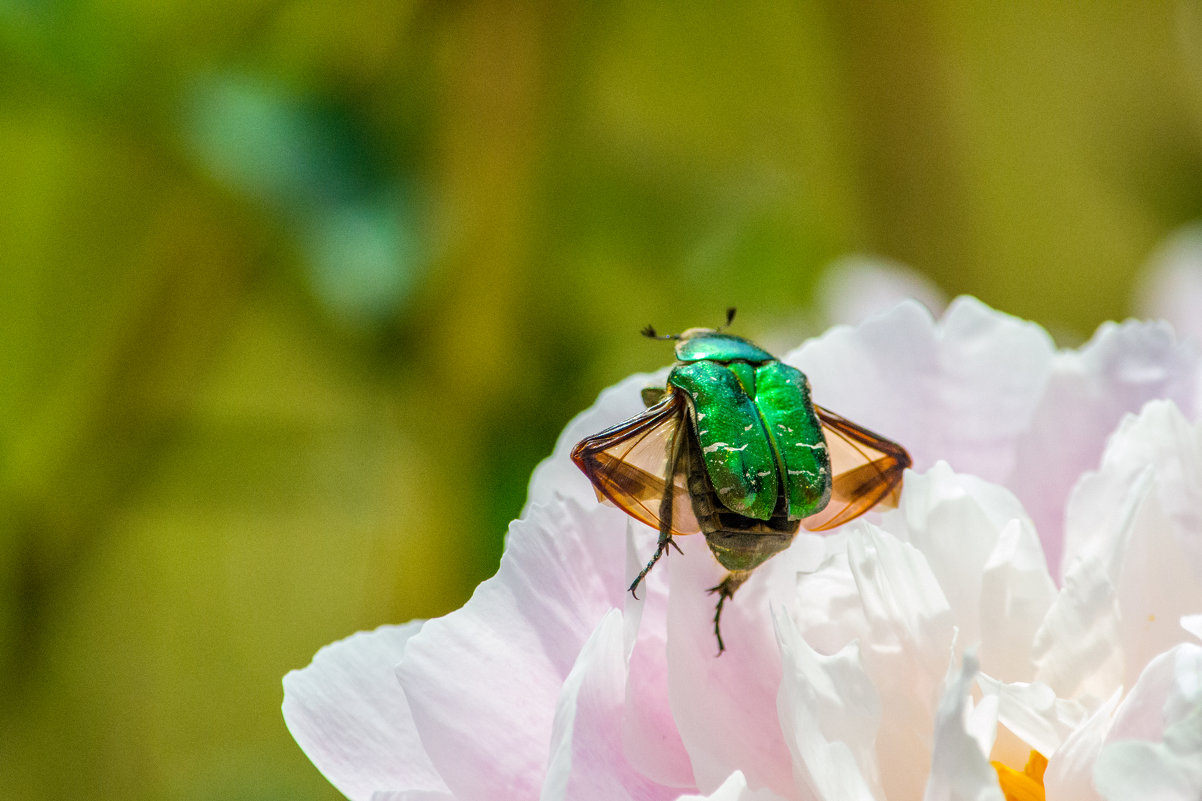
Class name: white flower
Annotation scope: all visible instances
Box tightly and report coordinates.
[284,297,1202,801]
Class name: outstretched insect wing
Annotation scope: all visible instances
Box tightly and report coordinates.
[570,391,702,536]
[802,405,911,531]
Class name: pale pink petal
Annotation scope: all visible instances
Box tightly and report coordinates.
[789,544,872,655]
[1106,644,1185,742]
[1136,223,1202,349]
[614,522,696,790]
[1162,646,1202,750]
[1054,401,1202,690]
[897,463,1040,674]
[396,499,630,801]
[978,519,1057,682]
[775,610,882,801]
[543,609,681,801]
[1095,644,1202,800]
[675,771,791,801]
[1095,740,1202,801]
[371,792,455,801]
[1061,401,1202,571]
[817,255,947,327]
[665,533,794,798]
[1113,486,1202,692]
[974,675,1086,758]
[1031,563,1126,704]
[922,651,1004,801]
[1033,463,1153,701]
[1183,615,1202,641]
[846,525,954,800]
[1070,400,1202,579]
[848,525,954,681]
[1013,323,1199,577]
[789,296,1056,487]
[1042,690,1120,801]
[282,622,448,801]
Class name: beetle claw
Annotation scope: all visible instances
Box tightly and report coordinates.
[705,571,751,655]
[627,535,676,599]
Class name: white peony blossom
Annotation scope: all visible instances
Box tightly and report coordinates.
[284,297,1202,801]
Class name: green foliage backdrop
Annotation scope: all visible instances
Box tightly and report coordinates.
[2,2,1200,798]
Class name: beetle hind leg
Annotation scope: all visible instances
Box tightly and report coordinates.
[706,570,751,654]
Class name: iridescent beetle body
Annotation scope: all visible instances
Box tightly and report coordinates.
[572,313,910,652]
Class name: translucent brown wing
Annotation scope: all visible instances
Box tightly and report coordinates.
[570,391,702,536]
[802,405,911,531]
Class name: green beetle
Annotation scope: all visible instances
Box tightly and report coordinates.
[571,311,911,652]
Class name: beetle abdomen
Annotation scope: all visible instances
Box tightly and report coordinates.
[681,428,800,573]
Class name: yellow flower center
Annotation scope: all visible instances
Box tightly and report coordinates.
[991,750,1047,801]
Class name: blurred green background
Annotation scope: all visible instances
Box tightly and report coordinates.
[2,2,1201,799]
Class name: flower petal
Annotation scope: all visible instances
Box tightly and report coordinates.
[1183,615,1202,641]
[897,462,1051,679]
[1009,320,1198,575]
[542,609,681,801]
[1041,689,1119,801]
[1051,401,1202,692]
[1136,222,1202,350]
[775,609,883,801]
[1032,463,1152,701]
[665,532,795,797]
[675,770,791,801]
[1063,400,1202,574]
[282,622,448,801]
[923,650,1004,801]
[396,499,630,801]
[844,524,955,799]
[789,541,872,655]
[1095,644,1202,800]
[979,518,1057,682]
[1113,488,1202,692]
[621,524,695,789]
[975,675,1086,759]
[790,296,1055,486]
[848,524,954,681]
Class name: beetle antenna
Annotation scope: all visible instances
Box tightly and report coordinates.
[641,324,680,341]
[717,307,737,331]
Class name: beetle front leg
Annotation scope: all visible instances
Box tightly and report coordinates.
[628,423,686,599]
[706,570,751,654]
[627,527,684,599]
[625,534,682,596]
[641,386,668,407]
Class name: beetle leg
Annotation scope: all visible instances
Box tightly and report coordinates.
[641,386,668,408]
[627,533,683,599]
[626,486,686,598]
[706,570,751,654]
[628,421,687,599]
